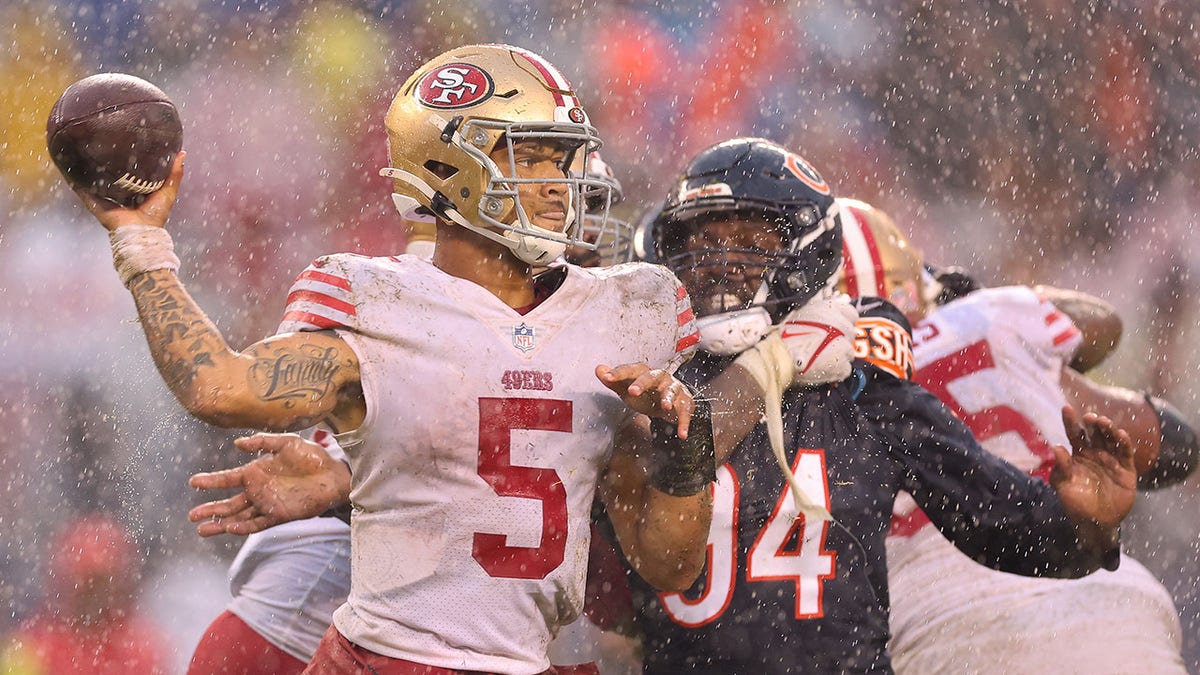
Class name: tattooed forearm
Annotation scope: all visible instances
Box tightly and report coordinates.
[128,269,228,394]
[249,346,342,402]
[123,269,358,430]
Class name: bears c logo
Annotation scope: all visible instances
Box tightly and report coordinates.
[417,63,495,109]
[783,152,831,196]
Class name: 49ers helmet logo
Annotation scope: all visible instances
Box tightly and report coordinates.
[417,63,495,109]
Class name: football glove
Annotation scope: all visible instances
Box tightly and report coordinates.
[735,291,858,392]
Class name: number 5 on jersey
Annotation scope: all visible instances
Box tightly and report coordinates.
[474,397,572,580]
[660,450,835,625]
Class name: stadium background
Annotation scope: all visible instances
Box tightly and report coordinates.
[1,1,1197,671]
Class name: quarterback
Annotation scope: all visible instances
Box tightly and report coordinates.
[72,44,714,674]
[185,153,637,675]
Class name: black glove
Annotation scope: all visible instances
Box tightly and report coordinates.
[927,264,983,305]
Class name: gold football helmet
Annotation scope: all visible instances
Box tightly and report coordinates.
[381,43,609,266]
[836,197,930,321]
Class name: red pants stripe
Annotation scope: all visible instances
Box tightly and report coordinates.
[302,625,596,675]
[187,610,307,675]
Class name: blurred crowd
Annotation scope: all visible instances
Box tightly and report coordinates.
[1,0,1198,671]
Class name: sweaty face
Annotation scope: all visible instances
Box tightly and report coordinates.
[672,214,789,318]
[489,140,573,233]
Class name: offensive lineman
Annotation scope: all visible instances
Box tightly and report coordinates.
[72,44,714,674]
[837,198,1197,673]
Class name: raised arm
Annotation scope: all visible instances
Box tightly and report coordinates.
[1049,406,1137,563]
[1061,367,1199,489]
[595,364,713,592]
[864,371,1133,577]
[74,154,363,432]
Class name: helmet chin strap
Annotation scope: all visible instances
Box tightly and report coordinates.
[446,202,566,266]
[501,226,567,266]
[502,186,573,265]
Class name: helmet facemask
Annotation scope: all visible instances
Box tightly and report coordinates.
[567,151,631,266]
[658,205,843,355]
[650,138,843,355]
[473,122,609,259]
[384,119,610,266]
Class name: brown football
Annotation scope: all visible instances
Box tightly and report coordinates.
[47,73,183,206]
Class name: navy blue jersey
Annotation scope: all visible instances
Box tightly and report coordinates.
[630,302,1093,675]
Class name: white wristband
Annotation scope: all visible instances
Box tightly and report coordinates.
[109,225,180,287]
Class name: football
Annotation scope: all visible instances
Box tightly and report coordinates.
[46,73,183,206]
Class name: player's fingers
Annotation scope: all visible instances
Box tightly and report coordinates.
[674,389,694,440]
[1088,415,1119,450]
[595,363,651,393]
[237,514,279,535]
[195,521,224,538]
[193,505,260,538]
[1085,414,1133,468]
[1119,428,1135,464]
[628,369,672,401]
[73,183,165,231]
[1061,405,1091,451]
[187,493,251,522]
[140,151,184,225]
[233,432,298,455]
[204,516,270,537]
[1106,426,1136,469]
[189,467,247,491]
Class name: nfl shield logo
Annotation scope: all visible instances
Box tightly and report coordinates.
[512,323,535,352]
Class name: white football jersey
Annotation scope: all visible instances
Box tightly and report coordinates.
[225,430,350,662]
[277,255,698,673]
[227,518,350,661]
[887,286,1183,673]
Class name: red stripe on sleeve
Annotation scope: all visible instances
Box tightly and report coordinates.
[286,289,357,316]
[1052,327,1080,346]
[676,331,701,353]
[281,311,347,330]
[677,308,695,326]
[298,269,351,291]
[1044,310,1065,325]
[676,285,688,301]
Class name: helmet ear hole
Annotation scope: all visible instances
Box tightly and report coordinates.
[424,160,459,180]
